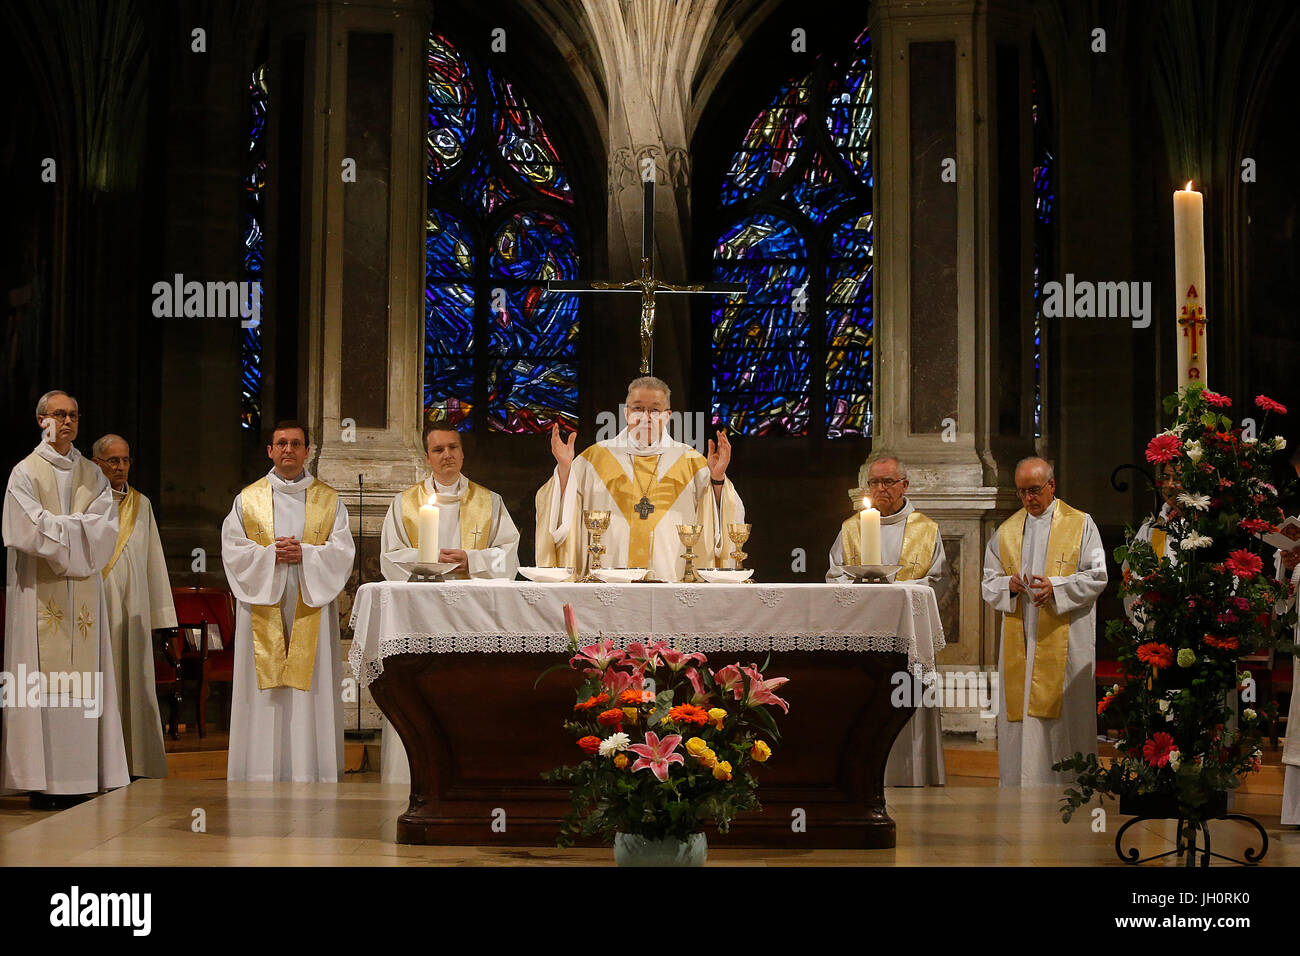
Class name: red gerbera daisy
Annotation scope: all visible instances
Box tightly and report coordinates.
[1143,732,1176,767]
[1203,390,1232,408]
[1256,395,1288,415]
[1224,549,1263,580]
[574,692,610,712]
[1203,634,1239,651]
[666,704,711,726]
[1136,642,1175,669]
[1145,433,1182,464]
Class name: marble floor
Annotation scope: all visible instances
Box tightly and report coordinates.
[0,777,1293,866]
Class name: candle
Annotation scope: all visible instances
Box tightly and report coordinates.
[1173,181,1207,385]
[859,497,881,566]
[417,497,441,564]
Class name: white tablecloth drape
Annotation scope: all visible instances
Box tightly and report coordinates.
[348,580,944,690]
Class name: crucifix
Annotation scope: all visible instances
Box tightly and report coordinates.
[547,178,746,374]
[1178,303,1206,361]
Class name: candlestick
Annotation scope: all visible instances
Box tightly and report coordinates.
[1173,181,1207,386]
[417,498,441,564]
[859,497,881,566]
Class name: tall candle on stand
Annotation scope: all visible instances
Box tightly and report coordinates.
[1173,181,1207,386]
[417,498,441,564]
[859,497,882,566]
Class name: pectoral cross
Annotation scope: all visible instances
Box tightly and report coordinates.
[634,496,655,520]
[546,178,745,374]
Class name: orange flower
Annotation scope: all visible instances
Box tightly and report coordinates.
[667,704,710,726]
[1203,634,1239,651]
[1136,642,1175,669]
[577,736,601,755]
[618,689,651,705]
[597,708,624,727]
[574,693,610,712]
[1097,696,1112,716]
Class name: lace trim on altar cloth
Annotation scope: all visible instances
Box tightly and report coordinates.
[349,630,939,690]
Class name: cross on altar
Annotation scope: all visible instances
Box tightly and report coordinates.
[546,179,746,374]
[1178,303,1206,360]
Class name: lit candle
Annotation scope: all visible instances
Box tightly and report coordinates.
[417,497,441,564]
[859,497,881,566]
[1173,181,1207,386]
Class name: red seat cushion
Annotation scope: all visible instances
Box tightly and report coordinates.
[1095,660,1122,683]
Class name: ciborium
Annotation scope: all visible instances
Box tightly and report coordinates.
[577,510,611,583]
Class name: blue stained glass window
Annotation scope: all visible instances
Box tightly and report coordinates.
[712,27,873,438]
[241,62,268,433]
[424,32,581,432]
[1031,70,1055,439]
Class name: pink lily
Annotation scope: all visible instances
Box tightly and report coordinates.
[738,665,791,714]
[563,603,580,643]
[713,664,744,696]
[626,731,685,782]
[601,666,642,698]
[685,666,712,705]
[570,638,625,674]
[624,641,663,674]
[660,648,707,672]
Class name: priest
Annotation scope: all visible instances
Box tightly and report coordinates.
[378,418,519,783]
[1122,460,1180,624]
[827,454,949,786]
[221,421,354,782]
[537,376,743,580]
[981,457,1107,787]
[92,434,177,779]
[2,390,130,807]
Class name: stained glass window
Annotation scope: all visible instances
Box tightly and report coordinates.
[425,32,579,432]
[1031,66,1055,439]
[241,62,268,432]
[711,27,873,438]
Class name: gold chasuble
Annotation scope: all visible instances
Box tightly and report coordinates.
[997,499,1087,721]
[240,477,338,690]
[1150,527,1167,563]
[586,446,703,568]
[840,510,939,580]
[102,487,141,579]
[398,479,493,579]
[23,451,102,681]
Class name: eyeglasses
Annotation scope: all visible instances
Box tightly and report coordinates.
[272,440,306,450]
[865,477,905,489]
[44,411,79,422]
[1016,484,1051,498]
[95,457,131,467]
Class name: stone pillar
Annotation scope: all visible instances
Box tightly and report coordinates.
[868,0,1033,737]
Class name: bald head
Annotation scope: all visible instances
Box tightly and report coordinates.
[92,434,130,490]
[1014,457,1056,516]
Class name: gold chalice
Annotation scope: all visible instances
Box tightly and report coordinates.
[677,524,703,583]
[727,523,753,581]
[577,509,611,583]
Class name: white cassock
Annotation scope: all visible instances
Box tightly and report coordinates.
[982,499,1107,787]
[1275,551,1300,824]
[1122,502,1178,624]
[535,428,744,581]
[221,469,354,782]
[378,472,519,784]
[2,442,130,795]
[828,498,949,786]
[103,484,177,778]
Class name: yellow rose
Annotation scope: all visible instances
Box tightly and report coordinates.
[622,707,638,724]
[712,760,732,781]
[685,737,707,757]
[751,740,771,763]
[613,754,629,769]
[708,707,727,729]
[699,749,718,768]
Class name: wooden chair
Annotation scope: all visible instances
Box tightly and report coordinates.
[170,587,237,738]
[154,630,185,739]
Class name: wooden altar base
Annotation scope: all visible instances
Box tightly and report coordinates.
[370,649,916,849]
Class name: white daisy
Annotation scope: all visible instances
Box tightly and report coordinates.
[1177,492,1211,512]
[598,732,631,757]
[1180,531,1213,550]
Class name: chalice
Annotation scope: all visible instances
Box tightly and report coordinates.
[677,524,703,583]
[727,523,753,581]
[577,510,611,583]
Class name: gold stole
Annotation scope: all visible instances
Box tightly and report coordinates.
[241,477,338,691]
[398,478,493,580]
[840,509,939,581]
[998,499,1087,721]
[103,487,141,579]
[1150,527,1167,562]
[585,446,703,568]
[24,451,103,682]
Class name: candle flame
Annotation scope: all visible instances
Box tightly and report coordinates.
[1184,180,1193,191]
[863,497,871,511]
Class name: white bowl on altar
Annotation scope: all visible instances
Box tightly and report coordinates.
[393,560,462,580]
[696,568,755,583]
[591,568,650,584]
[842,565,901,583]
[517,566,573,583]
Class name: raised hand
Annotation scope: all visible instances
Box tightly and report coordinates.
[706,429,731,480]
[550,422,576,468]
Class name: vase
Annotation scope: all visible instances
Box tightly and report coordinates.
[613,831,708,867]
[1119,790,1228,820]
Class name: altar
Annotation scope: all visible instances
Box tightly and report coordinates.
[349,580,945,849]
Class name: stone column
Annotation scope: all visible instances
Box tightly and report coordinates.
[868,0,1033,737]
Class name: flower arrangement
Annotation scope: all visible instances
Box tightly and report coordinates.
[1055,384,1296,821]
[542,604,788,847]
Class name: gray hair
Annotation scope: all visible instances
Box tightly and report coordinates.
[36,389,77,417]
[627,376,671,405]
[867,454,908,479]
[93,434,128,459]
[1016,456,1055,482]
